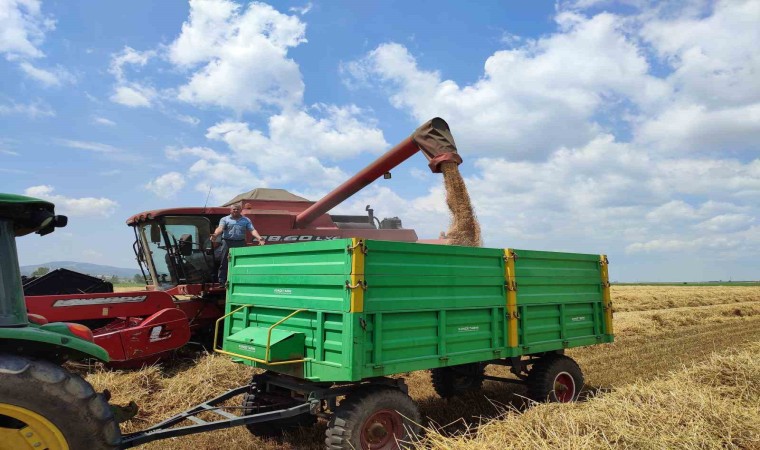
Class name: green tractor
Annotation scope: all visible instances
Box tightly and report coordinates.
[0,194,120,450]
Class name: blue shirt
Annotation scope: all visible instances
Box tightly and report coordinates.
[219,215,254,241]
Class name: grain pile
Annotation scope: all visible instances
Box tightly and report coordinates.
[441,162,481,247]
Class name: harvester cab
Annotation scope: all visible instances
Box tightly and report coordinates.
[0,193,120,450]
[132,213,218,289]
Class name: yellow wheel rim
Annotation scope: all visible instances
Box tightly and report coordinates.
[0,403,69,450]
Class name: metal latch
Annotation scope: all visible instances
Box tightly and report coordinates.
[345,280,368,290]
[347,240,368,255]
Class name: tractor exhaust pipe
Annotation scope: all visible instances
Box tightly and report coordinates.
[294,118,461,228]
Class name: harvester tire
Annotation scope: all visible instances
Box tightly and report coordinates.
[527,355,584,403]
[325,385,421,450]
[0,354,121,449]
[241,373,317,438]
[430,362,485,398]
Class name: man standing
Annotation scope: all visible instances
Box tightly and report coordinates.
[211,203,265,285]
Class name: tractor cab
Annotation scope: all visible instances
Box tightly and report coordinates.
[0,194,69,328]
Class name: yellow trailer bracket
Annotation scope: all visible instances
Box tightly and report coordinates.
[504,248,518,347]
[348,238,366,313]
[599,254,614,335]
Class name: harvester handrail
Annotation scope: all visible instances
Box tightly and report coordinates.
[213,304,308,366]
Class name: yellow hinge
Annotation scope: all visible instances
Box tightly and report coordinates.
[349,238,366,313]
[504,248,518,347]
[599,254,614,335]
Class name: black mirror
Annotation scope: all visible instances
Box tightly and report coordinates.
[150,224,161,243]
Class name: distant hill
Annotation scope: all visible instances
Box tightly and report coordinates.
[20,261,140,279]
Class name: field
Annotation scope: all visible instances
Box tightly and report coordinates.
[84,285,760,449]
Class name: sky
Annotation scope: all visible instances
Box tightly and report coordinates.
[2,0,758,282]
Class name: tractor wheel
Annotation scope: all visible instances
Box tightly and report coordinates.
[0,354,121,450]
[527,355,584,403]
[241,373,317,438]
[325,386,421,450]
[430,363,485,398]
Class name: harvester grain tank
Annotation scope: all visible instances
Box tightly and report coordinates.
[23,118,464,367]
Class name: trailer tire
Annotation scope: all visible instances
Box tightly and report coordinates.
[325,386,421,450]
[0,354,121,449]
[241,373,317,438]
[430,363,485,398]
[527,355,583,403]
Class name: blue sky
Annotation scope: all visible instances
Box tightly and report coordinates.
[2,0,759,282]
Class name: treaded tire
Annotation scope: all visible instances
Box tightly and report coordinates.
[527,355,584,403]
[0,354,121,449]
[325,385,421,450]
[241,373,317,437]
[430,363,485,398]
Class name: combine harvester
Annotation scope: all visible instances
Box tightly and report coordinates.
[24,118,461,368]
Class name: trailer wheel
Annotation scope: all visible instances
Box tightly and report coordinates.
[430,362,485,398]
[527,355,583,403]
[241,373,316,438]
[325,386,421,450]
[0,354,121,450]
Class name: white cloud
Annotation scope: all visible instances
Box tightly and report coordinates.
[174,113,200,125]
[58,139,119,153]
[0,99,54,118]
[165,146,227,162]
[289,3,312,15]
[203,104,387,187]
[23,185,118,217]
[108,46,157,107]
[631,0,760,154]
[0,0,53,60]
[168,0,306,111]
[18,61,73,87]
[144,172,186,198]
[58,139,143,163]
[109,46,155,82]
[344,12,668,160]
[110,84,155,108]
[93,117,116,126]
[0,149,19,156]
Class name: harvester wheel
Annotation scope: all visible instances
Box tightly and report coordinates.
[241,373,317,438]
[0,354,121,449]
[325,385,420,450]
[430,362,485,398]
[527,355,584,403]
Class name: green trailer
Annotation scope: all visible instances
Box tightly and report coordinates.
[218,238,612,448]
[122,238,614,450]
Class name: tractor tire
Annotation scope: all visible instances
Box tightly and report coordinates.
[527,355,584,403]
[0,354,121,450]
[241,373,317,438]
[325,385,421,450]
[430,362,486,398]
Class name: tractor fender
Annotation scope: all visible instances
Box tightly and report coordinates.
[0,325,110,362]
